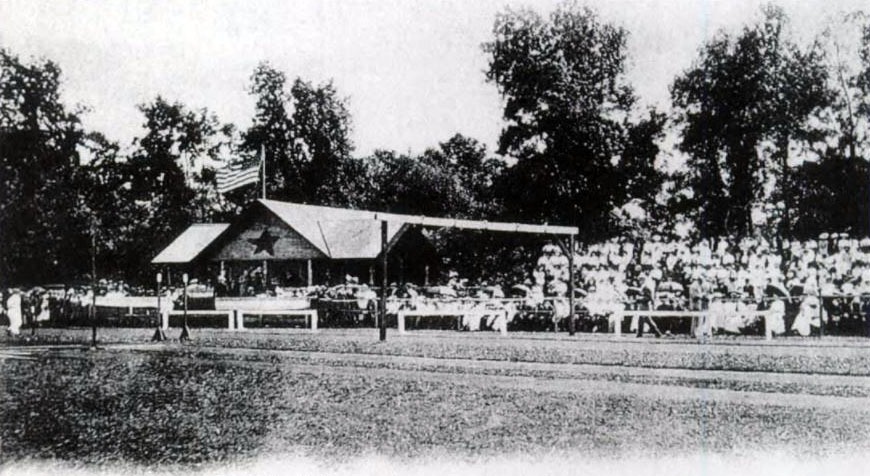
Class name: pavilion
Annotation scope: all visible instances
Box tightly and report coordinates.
[153,198,579,339]
[152,199,439,289]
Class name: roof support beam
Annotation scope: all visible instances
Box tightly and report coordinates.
[371,213,578,236]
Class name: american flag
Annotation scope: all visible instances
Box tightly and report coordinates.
[216,161,260,194]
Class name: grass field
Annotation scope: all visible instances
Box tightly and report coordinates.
[1,328,870,475]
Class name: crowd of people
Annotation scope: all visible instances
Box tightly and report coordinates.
[534,234,870,337]
[0,280,154,335]
[4,235,870,337]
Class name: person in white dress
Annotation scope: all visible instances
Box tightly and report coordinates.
[36,293,51,323]
[6,289,22,335]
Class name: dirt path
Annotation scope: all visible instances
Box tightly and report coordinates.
[198,346,870,410]
[54,343,870,412]
[210,346,870,388]
[287,361,870,412]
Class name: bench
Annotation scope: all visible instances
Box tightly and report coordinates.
[167,310,234,329]
[397,309,508,335]
[614,309,776,341]
[235,309,318,331]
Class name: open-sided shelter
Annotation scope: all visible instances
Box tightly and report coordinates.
[153,198,581,339]
[152,199,439,289]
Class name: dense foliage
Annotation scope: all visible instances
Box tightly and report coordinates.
[2,2,870,286]
[671,6,831,239]
[483,4,664,239]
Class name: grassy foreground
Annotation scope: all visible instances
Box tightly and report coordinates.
[1,337,870,469]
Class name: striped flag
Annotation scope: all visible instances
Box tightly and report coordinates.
[216,161,260,194]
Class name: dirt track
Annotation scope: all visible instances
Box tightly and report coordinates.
[166,345,870,412]
[7,338,870,412]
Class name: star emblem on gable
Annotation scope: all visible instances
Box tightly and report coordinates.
[248,229,278,256]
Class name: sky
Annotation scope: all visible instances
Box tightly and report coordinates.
[0,0,866,157]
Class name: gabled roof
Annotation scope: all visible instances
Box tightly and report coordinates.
[316,219,395,259]
[258,200,404,259]
[153,198,575,265]
[152,223,230,264]
[260,199,578,235]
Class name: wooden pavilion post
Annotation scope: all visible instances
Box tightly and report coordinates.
[380,220,388,341]
[306,259,313,287]
[568,234,576,336]
[262,260,268,289]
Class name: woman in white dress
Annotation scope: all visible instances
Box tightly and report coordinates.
[792,295,825,337]
[36,293,51,323]
[6,289,22,335]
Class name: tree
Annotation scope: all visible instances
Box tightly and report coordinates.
[820,11,870,160]
[362,150,464,216]
[612,109,669,238]
[0,49,87,284]
[483,2,660,238]
[791,150,870,238]
[291,78,354,203]
[70,132,137,281]
[242,63,354,205]
[124,97,229,281]
[671,6,830,240]
[419,134,504,219]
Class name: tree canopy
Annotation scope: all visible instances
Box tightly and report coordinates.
[484,3,663,238]
[0,49,86,284]
[241,63,354,205]
[671,6,831,239]
[2,2,870,286]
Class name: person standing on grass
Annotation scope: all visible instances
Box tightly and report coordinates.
[36,292,50,324]
[0,289,7,327]
[635,273,662,338]
[6,289,22,335]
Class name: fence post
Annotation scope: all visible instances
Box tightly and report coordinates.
[614,309,622,337]
[568,234,575,336]
[500,310,508,336]
[379,220,388,342]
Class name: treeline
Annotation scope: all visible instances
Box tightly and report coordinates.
[2,3,870,286]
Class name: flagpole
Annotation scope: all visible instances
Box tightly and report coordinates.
[261,145,266,200]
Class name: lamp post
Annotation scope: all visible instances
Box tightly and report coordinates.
[152,272,166,341]
[179,272,191,341]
